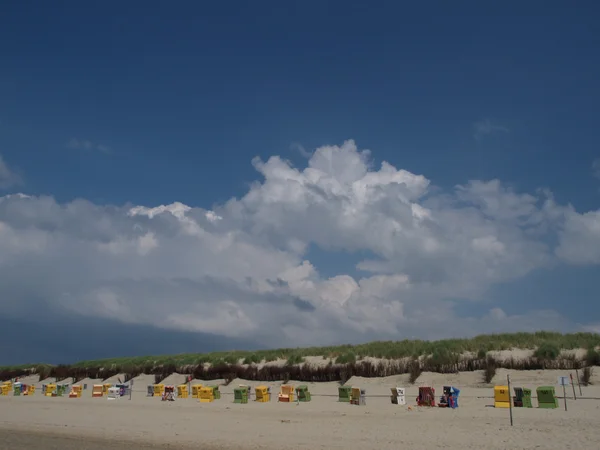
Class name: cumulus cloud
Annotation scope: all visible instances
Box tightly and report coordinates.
[555,209,600,264]
[0,154,22,189]
[0,140,597,348]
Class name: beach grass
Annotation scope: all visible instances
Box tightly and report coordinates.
[62,331,600,367]
[4,331,600,369]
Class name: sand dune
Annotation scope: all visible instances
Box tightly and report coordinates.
[159,372,188,386]
[12,375,38,386]
[34,377,55,389]
[129,374,155,393]
[102,373,127,384]
[76,378,103,394]
[188,378,226,387]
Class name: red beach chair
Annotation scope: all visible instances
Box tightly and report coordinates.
[416,386,436,406]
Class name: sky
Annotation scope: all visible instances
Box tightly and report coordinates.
[1,1,600,365]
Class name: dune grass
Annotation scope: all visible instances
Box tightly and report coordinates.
[1,332,599,383]
[5,331,600,370]
[61,331,599,367]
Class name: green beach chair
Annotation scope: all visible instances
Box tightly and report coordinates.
[536,386,558,409]
[338,386,351,402]
[209,385,221,400]
[233,387,248,404]
[513,387,532,408]
[296,385,311,402]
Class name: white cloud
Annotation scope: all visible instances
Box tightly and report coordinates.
[290,142,313,159]
[0,155,22,189]
[555,209,600,264]
[0,139,597,347]
[473,119,509,140]
[67,138,111,154]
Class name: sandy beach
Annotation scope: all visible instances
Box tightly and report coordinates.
[1,369,599,449]
[0,432,175,450]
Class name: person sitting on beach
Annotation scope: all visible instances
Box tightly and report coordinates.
[439,393,448,406]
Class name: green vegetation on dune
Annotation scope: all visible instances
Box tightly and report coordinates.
[2,332,599,385]
[71,331,600,368]
[4,331,600,371]
[0,363,53,373]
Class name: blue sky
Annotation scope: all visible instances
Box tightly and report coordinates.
[1,1,600,364]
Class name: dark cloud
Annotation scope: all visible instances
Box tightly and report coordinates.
[0,315,259,366]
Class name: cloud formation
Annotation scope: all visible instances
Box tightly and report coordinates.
[473,119,509,141]
[0,140,598,348]
[67,138,110,154]
[290,142,313,159]
[0,154,22,189]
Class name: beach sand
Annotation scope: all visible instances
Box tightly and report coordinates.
[0,432,176,450]
[1,371,599,449]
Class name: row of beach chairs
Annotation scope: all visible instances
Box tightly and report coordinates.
[494,386,559,409]
[2,380,438,408]
[3,380,563,411]
[142,384,312,403]
[1,381,35,396]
